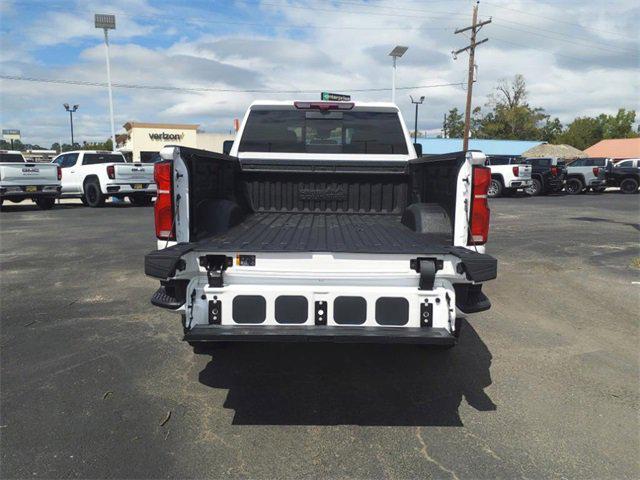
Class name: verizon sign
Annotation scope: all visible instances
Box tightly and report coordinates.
[148,132,185,141]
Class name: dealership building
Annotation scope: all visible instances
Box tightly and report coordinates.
[117,122,234,162]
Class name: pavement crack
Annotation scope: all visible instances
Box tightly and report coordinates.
[415,427,460,480]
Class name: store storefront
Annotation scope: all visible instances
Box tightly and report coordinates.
[117,122,199,163]
[117,122,234,162]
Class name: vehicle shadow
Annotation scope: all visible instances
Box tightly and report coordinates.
[0,200,146,212]
[198,319,496,426]
[571,216,640,232]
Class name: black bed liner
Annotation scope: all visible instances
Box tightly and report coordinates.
[193,212,452,254]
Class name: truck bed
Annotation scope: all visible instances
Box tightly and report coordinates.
[193,212,452,254]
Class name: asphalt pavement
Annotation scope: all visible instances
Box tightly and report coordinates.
[1,192,638,479]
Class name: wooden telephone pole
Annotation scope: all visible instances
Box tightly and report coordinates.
[453,1,491,150]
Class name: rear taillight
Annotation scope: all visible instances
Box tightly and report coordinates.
[154,161,174,240]
[512,165,519,177]
[57,166,62,180]
[550,166,558,176]
[294,101,354,110]
[469,166,491,245]
[107,165,115,179]
[593,167,600,177]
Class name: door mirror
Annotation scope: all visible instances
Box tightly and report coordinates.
[413,142,423,157]
[222,140,234,155]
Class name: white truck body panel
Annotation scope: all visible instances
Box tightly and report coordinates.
[485,158,532,197]
[0,151,61,200]
[53,151,156,197]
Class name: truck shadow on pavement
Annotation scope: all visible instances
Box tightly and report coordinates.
[571,216,640,232]
[198,320,496,426]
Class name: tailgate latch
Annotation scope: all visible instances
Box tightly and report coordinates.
[199,255,232,288]
[411,258,443,291]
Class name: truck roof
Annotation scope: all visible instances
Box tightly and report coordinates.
[249,100,399,110]
[55,150,121,155]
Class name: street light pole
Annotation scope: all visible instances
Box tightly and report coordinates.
[410,96,425,141]
[63,103,79,146]
[95,14,117,152]
[388,46,408,104]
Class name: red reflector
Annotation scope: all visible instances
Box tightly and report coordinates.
[593,166,600,177]
[107,165,115,179]
[57,165,62,181]
[551,166,558,176]
[294,101,354,110]
[512,165,519,177]
[154,161,175,240]
[469,166,491,245]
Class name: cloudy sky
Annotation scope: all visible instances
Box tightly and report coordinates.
[0,0,638,147]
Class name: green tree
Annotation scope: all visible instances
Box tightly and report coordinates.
[598,109,637,139]
[474,74,548,140]
[81,139,113,151]
[556,117,602,150]
[540,117,563,142]
[443,107,465,138]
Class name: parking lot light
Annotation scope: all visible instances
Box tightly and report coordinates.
[388,46,408,104]
[95,14,117,152]
[63,103,79,146]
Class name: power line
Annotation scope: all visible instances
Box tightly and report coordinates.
[490,19,636,55]
[0,74,465,93]
[482,0,629,39]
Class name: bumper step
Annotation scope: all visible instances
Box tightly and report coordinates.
[151,286,183,310]
[184,325,456,345]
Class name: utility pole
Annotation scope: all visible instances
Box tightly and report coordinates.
[453,1,491,150]
[443,112,447,138]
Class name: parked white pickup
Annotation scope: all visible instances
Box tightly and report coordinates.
[52,150,156,207]
[0,150,61,210]
[485,156,532,197]
[565,157,607,194]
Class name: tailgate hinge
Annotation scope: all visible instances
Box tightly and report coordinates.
[199,255,232,288]
[411,258,443,291]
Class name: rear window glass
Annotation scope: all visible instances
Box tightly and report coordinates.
[530,158,551,167]
[0,153,25,163]
[488,157,510,165]
[83,153,126,165]
[239,109,408,154]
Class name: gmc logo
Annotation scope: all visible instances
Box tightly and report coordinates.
[298,187,346,201]
[22,167,39,174]
[132,167,145,172]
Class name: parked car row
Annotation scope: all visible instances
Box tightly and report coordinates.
[485,156,639,197]
[0,149,157,210]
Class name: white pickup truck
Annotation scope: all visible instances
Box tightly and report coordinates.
[564,157,608,194]
[485,156,532,197]
[52,150,156,207]
[0,150,61,210]
[144,100,497,350]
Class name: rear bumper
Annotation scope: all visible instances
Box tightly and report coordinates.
[104,183,156,195]
[185,324,456,345]
[0,185,61,198]
[588,179,606,187]
[508,179,532,188]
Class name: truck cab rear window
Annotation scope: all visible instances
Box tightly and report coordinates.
[239,109,408,154]
[83,153,126,165]
[0,153,25,163]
